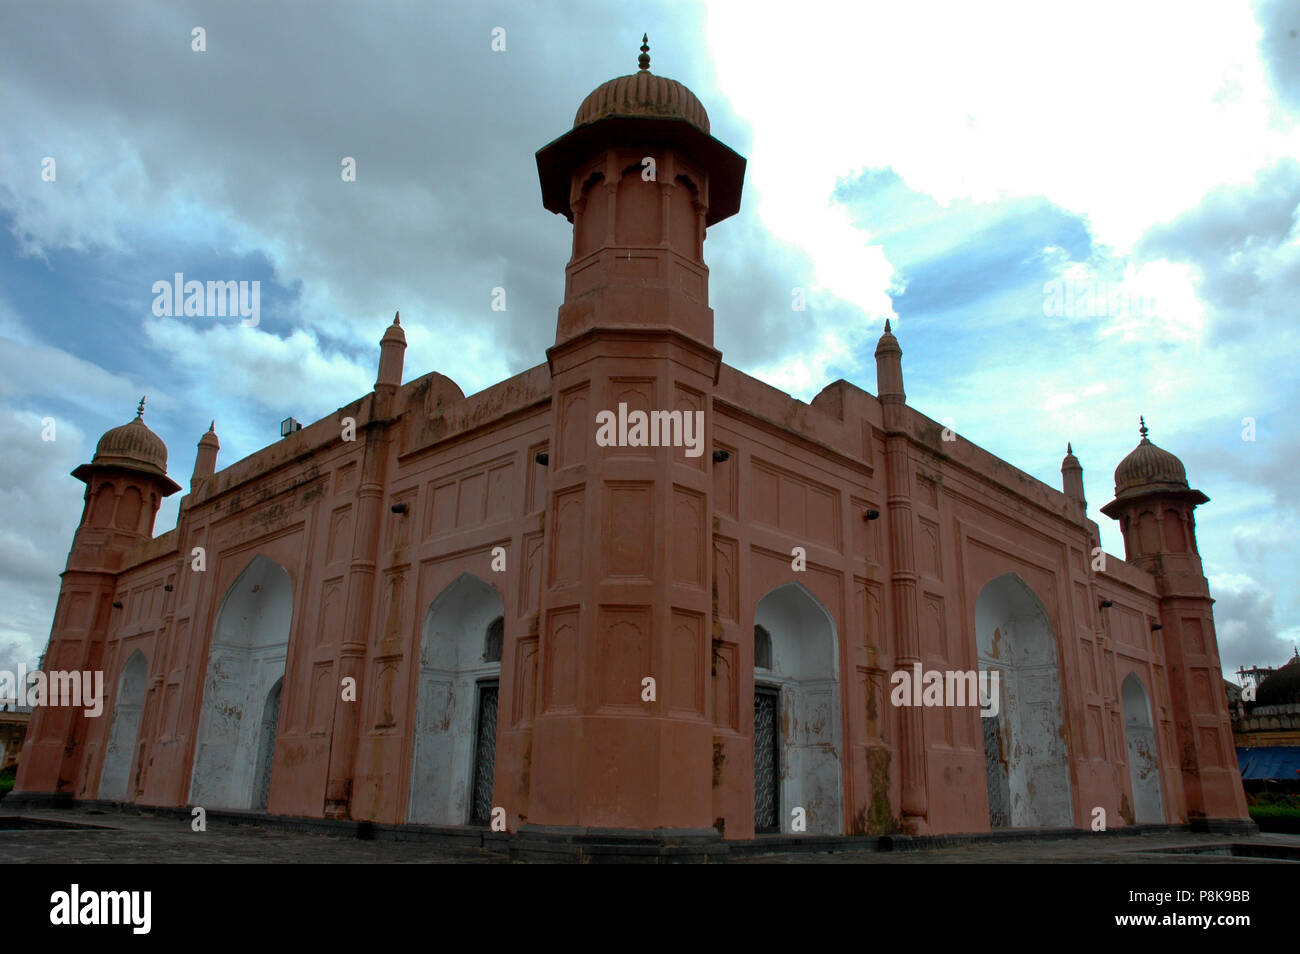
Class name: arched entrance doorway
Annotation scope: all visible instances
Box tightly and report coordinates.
[190,555,292,810]
[99,650,148,801]
[1121,673,1165,823]
[753,582,843,835]
[253,677,284,812]
[408,574,504,825]
[975,573,1073,828]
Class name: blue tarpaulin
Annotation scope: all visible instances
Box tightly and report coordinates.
[1237,746,1300,780]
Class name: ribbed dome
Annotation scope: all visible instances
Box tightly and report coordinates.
[92,401,169,479]
[574,71,710,133]
[1113,418,1189,496]
[1256,656,1300,707]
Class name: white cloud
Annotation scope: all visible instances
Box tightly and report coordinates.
[705,0,1300,318]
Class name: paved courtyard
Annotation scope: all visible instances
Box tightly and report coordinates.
[1,808,1296,863]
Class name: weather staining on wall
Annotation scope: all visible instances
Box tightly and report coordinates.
[1122,673,1165,824]
[753,582,843,835]
[408,573,503,826]
[976,573,1073,829]
[99,650,148,802]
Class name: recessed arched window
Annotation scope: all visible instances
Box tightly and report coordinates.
[754,624,772,670]
[484,616,504,663]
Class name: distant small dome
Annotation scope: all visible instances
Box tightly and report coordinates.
[1256,655,1300,707]
[1113,417,1189,497]
[92,399,170,480]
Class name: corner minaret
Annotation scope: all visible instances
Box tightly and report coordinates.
[1100,417,1247,821]
[16,399,182,798]
[526,39,745,834]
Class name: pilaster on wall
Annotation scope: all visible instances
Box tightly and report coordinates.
[325,405,394,820]
[882,432,928,833]
[875,324,928,833]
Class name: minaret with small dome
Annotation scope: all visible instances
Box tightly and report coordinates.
[536,35,745,347]
[1101,416,1209,571]
[528,37,746,831]
[21,398,183,796]
[1102,417,1247,820]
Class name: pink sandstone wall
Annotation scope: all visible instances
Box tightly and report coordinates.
[51,340,1233,837]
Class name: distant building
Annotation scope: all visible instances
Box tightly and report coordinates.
[14,41,1248,838]
[1233,653,1300,788]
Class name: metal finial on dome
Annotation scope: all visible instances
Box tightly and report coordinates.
[884,318,892,334]
[638,34,650,71]
[208,420,215,433]
[394,310,400,325]
[1139,415,1149,441]
[1067,442,1074,455]
[136,396,146,420]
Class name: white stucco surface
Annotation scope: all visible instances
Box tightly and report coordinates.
[190,556,292,810]
[755,582,844,835]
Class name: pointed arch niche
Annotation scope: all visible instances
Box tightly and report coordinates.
[408,573,504,826]
[189,555,292,810]
[975,573,1073,829]
[753,582,844,835]
[1122,673,1165,823]
[99,650,148,801]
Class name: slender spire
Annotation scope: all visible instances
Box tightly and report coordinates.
[394,310,400,325]
[135,396,146,420]
[884,318,892,334]
[1139,415,1149,441]
[1061,441,1085,507]
[193,417,220,486]
[638,34,650,71]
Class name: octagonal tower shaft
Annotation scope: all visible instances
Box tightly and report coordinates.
[528,81,744,830]
[17,448,178,798]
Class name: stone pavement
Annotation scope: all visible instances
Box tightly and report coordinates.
[736,830,1300,863]
[1,808,1296,863]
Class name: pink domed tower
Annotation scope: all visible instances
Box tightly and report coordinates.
[1101,418,1247,821]
[16,399,181,797]
[528,37,745,831]
[536,34,745,348]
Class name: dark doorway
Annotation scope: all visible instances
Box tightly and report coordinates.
[470,682,499,824]
[754,687,780,832]
[253,678,283,812]
[982,706,1010,828]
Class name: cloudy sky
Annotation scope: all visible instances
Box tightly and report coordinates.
[1,0,1297,685]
